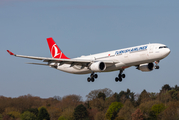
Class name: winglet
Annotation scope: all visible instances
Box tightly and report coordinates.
[7,50,15,55]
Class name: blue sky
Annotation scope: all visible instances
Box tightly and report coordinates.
[1,0,179,100]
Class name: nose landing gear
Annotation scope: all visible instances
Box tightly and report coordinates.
[87,72,98,82]
[155,60,160,69]
[115,69,125,82]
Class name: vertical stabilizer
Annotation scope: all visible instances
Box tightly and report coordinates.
[47,37,69,59]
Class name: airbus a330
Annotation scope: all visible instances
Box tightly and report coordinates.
[7,37,170,82]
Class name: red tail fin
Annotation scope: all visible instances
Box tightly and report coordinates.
[47,37,69,59]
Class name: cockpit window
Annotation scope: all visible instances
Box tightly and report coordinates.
[159,46,168,49]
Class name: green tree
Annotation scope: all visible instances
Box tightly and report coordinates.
[61,107,74,120]
[148,103,165,120]
[37,107,50,120]
[73,104,88,120]
[139,100,160,119]
[21,111,36,120]
[8,111,21,119]
[23,108,38,117]
[105,102,123,120]
[151,103,165,116]
[58,116,67,120]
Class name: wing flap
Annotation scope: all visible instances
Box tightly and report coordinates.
[26,63,49,66]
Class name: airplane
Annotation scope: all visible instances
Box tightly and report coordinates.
[7,37,170,82]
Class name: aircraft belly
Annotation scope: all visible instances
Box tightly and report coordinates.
[57,64,91,74]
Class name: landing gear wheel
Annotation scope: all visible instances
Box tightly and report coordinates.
[121,74,126,78]
[119,77,122,82]
[87,72,98,82]
[94,74,98,79]
[155,66,159,69]
[116,69,125,82]
[115,77,119,82]
[154,61,160,70]
[91,77,95,82]
[87,77,91,82]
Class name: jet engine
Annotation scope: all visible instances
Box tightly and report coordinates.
[137,63,154,72]
[90,62,106,72]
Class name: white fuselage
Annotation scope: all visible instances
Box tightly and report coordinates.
[56,43,170,74]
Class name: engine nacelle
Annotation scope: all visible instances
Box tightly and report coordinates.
[90,62,106,72]
[138,63,154,72]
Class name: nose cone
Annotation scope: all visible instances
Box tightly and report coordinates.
[166,48,170,56]
[163,48,170,57]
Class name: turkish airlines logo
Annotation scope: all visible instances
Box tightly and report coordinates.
[51,44,61,58]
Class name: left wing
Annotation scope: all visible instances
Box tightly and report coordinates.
[7,50,117,66]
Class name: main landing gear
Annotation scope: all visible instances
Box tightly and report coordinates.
[115,69,125,82]
[87,72,98,82]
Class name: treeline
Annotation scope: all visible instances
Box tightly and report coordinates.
[0,84,179,120]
